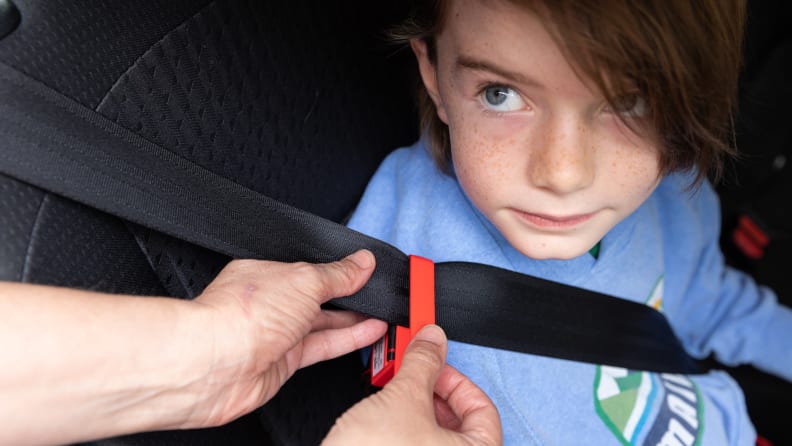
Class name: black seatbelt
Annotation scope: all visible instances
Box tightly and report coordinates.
[0,61,704,374]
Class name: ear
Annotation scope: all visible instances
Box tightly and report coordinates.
[410,38,449,124]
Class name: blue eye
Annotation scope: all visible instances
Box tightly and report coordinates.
[481,86,526,112]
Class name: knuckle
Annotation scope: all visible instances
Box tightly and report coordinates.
[223,258,258,274]
[289,262,326,293]
[408,341,443,369]
[301,260,356,297]
[290,261,315,275]
[329,260,359,293]
[290,262,321,283]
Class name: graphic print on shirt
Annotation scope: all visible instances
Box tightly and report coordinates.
[594,277,704,445]
[646,275,663,311]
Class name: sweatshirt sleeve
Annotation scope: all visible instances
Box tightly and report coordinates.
[665,179,792,381]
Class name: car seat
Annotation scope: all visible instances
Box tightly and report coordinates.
[0,0,416,444]
[716,1,792,444]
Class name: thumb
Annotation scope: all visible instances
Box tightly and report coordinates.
[310,249,377,303]
[390,325,448,394]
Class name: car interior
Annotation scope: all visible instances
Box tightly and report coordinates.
[0,0,789,445]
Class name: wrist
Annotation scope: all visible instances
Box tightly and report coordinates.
[95,296,220,433]
[150,297,232,429]
[171,295,262,429]
[76,296,226,434]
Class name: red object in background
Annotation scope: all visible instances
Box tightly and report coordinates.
[756,435,774,446]
[732,215,770,260]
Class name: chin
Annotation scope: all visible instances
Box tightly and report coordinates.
[519,250,584,261]
[512,239,594,261]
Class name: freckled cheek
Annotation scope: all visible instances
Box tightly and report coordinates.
[631,151,660,189]
[449,112,519,165]
[608,145,661,200]
[451,137,512,208]
[445,103,525,206]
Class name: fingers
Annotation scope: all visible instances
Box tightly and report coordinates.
[309,250,377,304]
[432,386,463,430]
[434,365,503,445]
[390,325,448,395]
[299,318,387,368]
[310,310,369,332]
[321,324,502,446]
[201,250,375,311]
[398,326,502,443]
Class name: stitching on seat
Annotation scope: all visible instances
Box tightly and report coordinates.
[21,192,50,282]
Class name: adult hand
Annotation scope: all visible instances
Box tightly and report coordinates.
[323,325,502,445]
[188,249,388,427]
[0,250,386,445]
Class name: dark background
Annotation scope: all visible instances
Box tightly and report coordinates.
[718,1,792,444]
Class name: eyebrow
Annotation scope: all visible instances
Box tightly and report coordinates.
[455,55,545,89]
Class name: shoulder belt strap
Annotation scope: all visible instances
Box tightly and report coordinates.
[0,61,703,374]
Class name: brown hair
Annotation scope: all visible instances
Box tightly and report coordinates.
[392,0,746,185]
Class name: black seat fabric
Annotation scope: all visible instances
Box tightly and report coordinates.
[0,0,416,444]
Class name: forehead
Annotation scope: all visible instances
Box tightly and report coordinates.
[440,0,551,51]
[437,0,596,98]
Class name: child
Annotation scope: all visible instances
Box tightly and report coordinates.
[347,0,792,444]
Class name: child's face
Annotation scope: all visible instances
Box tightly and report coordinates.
[413,0,662,260]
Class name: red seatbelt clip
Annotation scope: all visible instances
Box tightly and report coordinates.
[370,255,436,388]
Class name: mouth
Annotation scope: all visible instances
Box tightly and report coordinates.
[512,209,596,229]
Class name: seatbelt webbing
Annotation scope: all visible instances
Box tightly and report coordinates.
[0,61,704,374]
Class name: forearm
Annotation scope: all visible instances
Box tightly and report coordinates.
[0,281,212,445]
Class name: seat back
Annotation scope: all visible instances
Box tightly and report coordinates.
[0,0,417,444]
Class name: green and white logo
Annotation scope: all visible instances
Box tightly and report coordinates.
[595,369,704,445]
[594,277,704,445]
[595,366,657,445]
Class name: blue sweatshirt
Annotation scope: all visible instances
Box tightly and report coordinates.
[347,140,792,445]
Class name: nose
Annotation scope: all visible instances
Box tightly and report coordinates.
[528,115,595,195]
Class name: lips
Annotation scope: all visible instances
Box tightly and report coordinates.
[513,209,596,228]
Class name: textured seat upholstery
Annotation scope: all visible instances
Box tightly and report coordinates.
[0,0,416,444]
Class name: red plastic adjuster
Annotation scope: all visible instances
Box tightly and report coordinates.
[370,255,436,387]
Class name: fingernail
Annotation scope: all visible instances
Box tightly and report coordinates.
[346,249,374,269]
[414,324,446,346]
